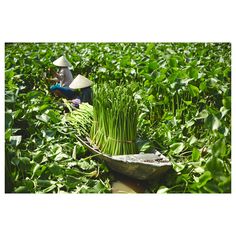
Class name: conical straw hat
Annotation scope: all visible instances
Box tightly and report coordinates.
[53,56,72,67]
[69,74,93,89]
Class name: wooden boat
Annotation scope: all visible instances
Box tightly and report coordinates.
[77,136,172,180]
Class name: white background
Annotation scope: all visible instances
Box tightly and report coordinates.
[0,0,235,235]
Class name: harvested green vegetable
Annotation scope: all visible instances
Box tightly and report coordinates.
[62,101,93,137]
[91,83,138,155]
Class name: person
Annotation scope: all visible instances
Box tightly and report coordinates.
[69,74,93,107]
[49,56,77,99]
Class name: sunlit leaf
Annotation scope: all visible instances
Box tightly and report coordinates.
[188,84,199,97]
[10,135,22,146]
[192,147,201,161]
[170,142,185,154]
[157,186,169,193]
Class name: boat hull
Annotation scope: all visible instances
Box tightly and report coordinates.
[77,136,172,180]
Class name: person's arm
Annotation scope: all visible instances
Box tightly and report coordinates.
[48,68,63,79]
[47,68,64,84]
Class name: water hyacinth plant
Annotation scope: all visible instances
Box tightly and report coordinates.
[91,83,138,155]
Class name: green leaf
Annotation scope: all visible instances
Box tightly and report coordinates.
[170,142,185,154]
[148,95,155,102]
[220,106,229,118]
[49,163,64,176]
[189,135,198,145]
[5,129,12,140]
[197,109,209,119]
[43,184,57,193]
[5,68,15,80]
[194,166,205,174]
[140,142,152,152]
[205,156,224,175]
[189,68,199,79]
[172,162,186,172]
[186,120,194,128]
[188,84,199,97]
[212,138,226,158]
[199,81,207,91]
[212,116,221,131]
[196,171,212,188]
[222,96,231,110]
[148,61,158,71]
[31,163,41,178]
[36,113,50,123]
[192,147,201,161]
[10,135,22,146]
[5,112,13,130]
[46,110,61,123]
[14,186,29,193]
[183,100,192,105]
[169,57,178,67]
[54,153,68,161]
[157,186,169,193]
[37,179,56,188]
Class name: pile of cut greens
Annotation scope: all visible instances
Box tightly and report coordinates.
[91,83,138,155]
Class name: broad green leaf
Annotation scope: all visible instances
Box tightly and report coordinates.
[5,129,12,140]
[194,166,205,174]
[5,91,16,103]
[199,81,207,91]
[203,182,220,193]
[36,113,50,123]
[54,153,68,161]
[43,184,57,193]
[31,163,41,178]
[148,95,155,102]
[169,57,178,67]
[186,120,194,128]
[196,171,212,188]
[46,110,61,123]
[172,162,185,172]
[205,156,224,175]
[170,142,185,154]
[222,96,231,109]
[37,179,56,188]
[183,100,192,105]
[220,106,229,118]
[157,186,169,193]
[189,135,197,145]
[192,147,201,161]
[212,138,226,158]
[212,116,221,131]
[14,186,29,193]
[10,135,22,146]
[148,61,158,71]
[188,84,199,97]
[140,142,152,152]
[49,163,64,176]
[189,68,199,79]
[5,112,13,130]
[197,109,209,119]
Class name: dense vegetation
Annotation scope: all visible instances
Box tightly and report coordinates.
[5,42,231,193]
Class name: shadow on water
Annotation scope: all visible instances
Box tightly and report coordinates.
[111,172,148,193]
[111,168,176,194]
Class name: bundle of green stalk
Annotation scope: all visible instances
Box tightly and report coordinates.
[90,83,138,155]
[62,101,93,137]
